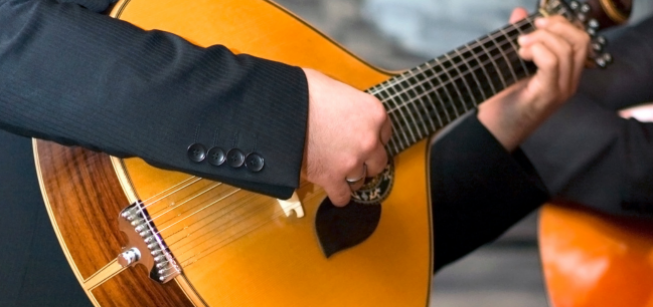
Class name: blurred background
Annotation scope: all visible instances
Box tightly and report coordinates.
[271,0,653,306]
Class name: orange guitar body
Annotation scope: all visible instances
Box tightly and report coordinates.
[34,0,433,306]
[540,204,653,307]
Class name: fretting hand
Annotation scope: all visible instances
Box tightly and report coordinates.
[478,8,590,151]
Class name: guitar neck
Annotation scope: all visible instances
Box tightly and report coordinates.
[369,13,543,156]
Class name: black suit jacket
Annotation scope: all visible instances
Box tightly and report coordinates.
[0,0,551,303]
[0,0,308,199]
[523,15,653,217]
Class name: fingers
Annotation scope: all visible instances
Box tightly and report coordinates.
[342,113,390,201]
[517,16,589,103]
[345,163,367,191]
[509,7,529,24]
[531,16,590,89]
[301,68,392,207]
[519,27,571,97]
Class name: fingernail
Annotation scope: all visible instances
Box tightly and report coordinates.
[535,18,548,27]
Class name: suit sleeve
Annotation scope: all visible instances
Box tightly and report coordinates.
[430,113,548,271]
[0,0,309,199]
[522,15,653,217]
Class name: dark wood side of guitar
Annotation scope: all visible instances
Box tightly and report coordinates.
[35,140,194,306]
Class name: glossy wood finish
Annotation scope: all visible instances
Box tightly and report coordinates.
[37,0,433,306]
[35,141,195,306]
[540,204,653,307]
[91,264,194,307]
[112,0,433,305]
[119,142,431,306]
[35,142,126,280]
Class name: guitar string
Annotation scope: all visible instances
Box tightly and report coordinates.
[374,43,531,152]
[147,181,224,225]
[135,12,550,212]
[372,19,538,151]
[169,192,277,259]
[133,20,534,257]
[139,176,202,210]
[374,3,571,103]
[378,17,536,115]
[140,177,326,265]
[129,12,578,265]
[151,13,579,273]
[379,4,580,123]
[375,26,534,147]
[132,14,536,214]
[176,187,328,268]
[162,190,261,249]
[159,30,540,267]
[137,177,312,227]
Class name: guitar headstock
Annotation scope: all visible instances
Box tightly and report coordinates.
[540,0,633,68]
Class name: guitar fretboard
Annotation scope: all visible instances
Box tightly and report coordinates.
[368,14,543,156]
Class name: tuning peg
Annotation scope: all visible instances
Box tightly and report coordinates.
[595,35,607,45]
[569,0,580,11]
[595,53,613,68]
[592,41,603,53]
[587,27,596,37]
[580,3,591,13]
[593,35,608,49]
[588,19,599,30]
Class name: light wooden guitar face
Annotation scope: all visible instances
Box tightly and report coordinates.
[35,0,633,306]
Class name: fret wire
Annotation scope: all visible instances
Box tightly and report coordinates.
[390,78,419,143]
[515,20,539,77]
[506,47,529,80]
[407,70,436,135]
[386,137,400,157]
[404,88,430,139]
[424,59,460,118]
[501,26,532,77]
[386,98,412,149]
[397,76,428,140]
[367,15,535,103]
[413,63,453,124]
[443,51,480,112]
[490,29,519,85]
[475,36,509,89]
[406,69,439,132]
[453,48,488,102]
[437,55,470,114]
[370,15,541,152]
[463,43,497,98]
[372,15,537,93]
[383,49,526,119]
[378,55,526,144]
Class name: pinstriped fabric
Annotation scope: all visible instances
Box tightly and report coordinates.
[0,0,308,198]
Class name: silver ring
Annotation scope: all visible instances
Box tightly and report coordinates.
[345,164,367,184]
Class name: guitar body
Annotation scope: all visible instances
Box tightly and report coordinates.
[540,204,653,307]
[34,0,433,306]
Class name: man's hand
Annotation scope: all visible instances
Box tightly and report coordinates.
[301,68,392,206]
[478,8,590,151]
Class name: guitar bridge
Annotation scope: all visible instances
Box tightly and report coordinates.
[117,201,181,283]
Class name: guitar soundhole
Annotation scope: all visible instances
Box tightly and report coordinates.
[351,161,394,204]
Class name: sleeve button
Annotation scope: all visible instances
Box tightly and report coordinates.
[187,143,207,163]
[208,147,226,166]
[227,149,245,168]
[245,153,265,172]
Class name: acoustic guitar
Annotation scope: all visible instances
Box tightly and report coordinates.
[33,0,626,305]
